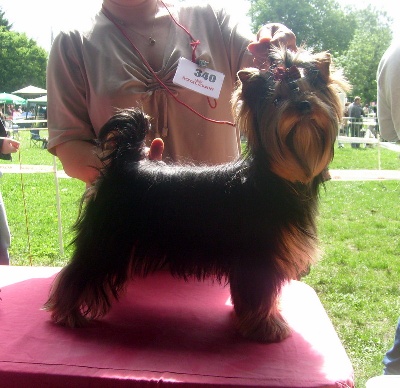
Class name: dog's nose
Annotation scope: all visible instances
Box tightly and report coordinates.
[298,101,312,114]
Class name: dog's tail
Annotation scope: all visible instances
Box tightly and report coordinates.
[97,108,151,169]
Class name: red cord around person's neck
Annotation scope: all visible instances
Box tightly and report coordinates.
[101,2,235,127]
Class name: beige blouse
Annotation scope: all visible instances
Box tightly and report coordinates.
[47,2,253,165]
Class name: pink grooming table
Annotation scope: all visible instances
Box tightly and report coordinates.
[0,266,354,387]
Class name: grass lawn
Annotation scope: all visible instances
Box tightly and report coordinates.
[1,131,399,387]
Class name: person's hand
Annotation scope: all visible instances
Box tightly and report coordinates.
[100,134,164,163]
[247,23,297,70]
[0,137,20,154]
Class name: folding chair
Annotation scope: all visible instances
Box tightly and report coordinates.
[30,130,48,149]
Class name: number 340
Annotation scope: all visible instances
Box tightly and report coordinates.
[194,69,217,83]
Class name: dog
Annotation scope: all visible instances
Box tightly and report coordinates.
[44,47,348,343]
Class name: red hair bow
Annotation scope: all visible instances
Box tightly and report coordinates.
[272,65,301,82]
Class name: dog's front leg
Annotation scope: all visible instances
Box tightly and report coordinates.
[229,265,290,343]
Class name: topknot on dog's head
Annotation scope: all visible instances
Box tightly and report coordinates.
[268,46,331,84]
[232,46,349,183]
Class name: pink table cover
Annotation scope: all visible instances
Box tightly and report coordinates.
[0,266,354,387]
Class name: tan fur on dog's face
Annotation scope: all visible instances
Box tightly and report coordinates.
[232,48,349,183]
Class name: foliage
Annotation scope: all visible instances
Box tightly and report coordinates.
[0,25,47,92]
[248,0,393,106]
[248,0,356,55]
[336,5,392,104]
[0,7,12,30]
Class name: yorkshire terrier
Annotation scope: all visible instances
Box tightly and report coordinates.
[44,47,348,343]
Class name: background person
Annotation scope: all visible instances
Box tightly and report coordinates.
[383,318,400,375]
[0,117,20,265]
[348,96,364,148]
[377,40,400,375]
[46,0,296,185]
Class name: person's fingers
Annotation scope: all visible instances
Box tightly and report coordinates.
[10,140,20,149]
[3,139,20,153]
[248,40,270,57]
[270,30,296,51]
[247,23,297,59]
[148,138,164,161]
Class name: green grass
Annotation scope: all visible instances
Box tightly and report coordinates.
[330,144,400,170]
[1,132,400,387]
[1,131,85,264]
[306,180,400,386]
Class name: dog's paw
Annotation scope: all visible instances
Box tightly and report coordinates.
[49,308,89,328]
[236,312,291,343]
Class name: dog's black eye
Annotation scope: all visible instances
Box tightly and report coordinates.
[273,97,282,106]
[288,81,300,93]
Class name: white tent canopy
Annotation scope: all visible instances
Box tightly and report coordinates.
[27,95,47,103]
[13,85,47,95]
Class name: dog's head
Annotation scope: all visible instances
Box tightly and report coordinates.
[232,47,349,183]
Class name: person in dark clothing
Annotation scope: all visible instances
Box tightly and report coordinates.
[348,96,364,148]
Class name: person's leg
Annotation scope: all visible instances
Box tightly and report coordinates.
[0,191,10,265]
[350,121,359,148]
[384,318,400,375]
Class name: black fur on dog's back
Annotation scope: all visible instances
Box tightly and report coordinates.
[76,108,319,286]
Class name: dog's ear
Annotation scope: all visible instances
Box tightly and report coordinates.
[237,69,254,84]
[314,52,331,82]
[236,68,270,112]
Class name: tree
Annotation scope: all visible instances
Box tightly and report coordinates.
[248,0,393,104]
[248,0,356,55]
[336,6,392,104]
[0,7,12,30]
[0,27,47,92]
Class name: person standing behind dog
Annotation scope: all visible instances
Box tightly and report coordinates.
[46,0,296,185]
[377,40,400,376]
[0,117,20,265]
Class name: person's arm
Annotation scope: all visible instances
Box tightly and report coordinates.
[377,44,400,142]
[46,31,99,182]
[0,138,11,160]
[0,137,20,160]
[55,140,102,185]
[56,137,164,186]
[0,119,19,160]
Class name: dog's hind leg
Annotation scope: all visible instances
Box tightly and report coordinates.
[44,238,135,327]
[43,260,98,327]
[229,265,290,343]
[43,199,137,327]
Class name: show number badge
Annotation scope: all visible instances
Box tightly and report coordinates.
[173,57,225,99]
